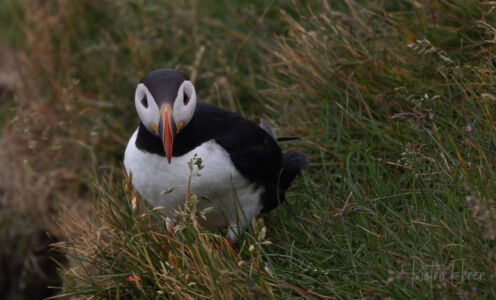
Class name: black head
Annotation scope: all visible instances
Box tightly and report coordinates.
[140,69,189,106]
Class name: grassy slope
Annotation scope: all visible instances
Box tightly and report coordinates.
[262,1,496,298]
[1,0,495,299]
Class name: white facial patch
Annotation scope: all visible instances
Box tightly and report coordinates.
[173,81,197,130]
[135,83,160,135]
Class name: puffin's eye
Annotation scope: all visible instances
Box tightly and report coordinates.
[141,94,148,108]
[183,91,190,105]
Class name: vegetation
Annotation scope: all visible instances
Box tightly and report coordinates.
[1,0,495,298]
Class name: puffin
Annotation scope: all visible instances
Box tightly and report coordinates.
[124,69,307,241]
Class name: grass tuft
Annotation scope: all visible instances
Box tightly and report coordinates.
[54,162,325,299]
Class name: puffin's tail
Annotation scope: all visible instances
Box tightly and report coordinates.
[259,118,308,199]
[279,150,308,200]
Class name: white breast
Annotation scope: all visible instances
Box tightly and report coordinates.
[123,128,263,229]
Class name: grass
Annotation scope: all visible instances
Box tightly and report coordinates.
[1,0,495,298]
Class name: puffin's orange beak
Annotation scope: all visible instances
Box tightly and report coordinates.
[158,104,177,163]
